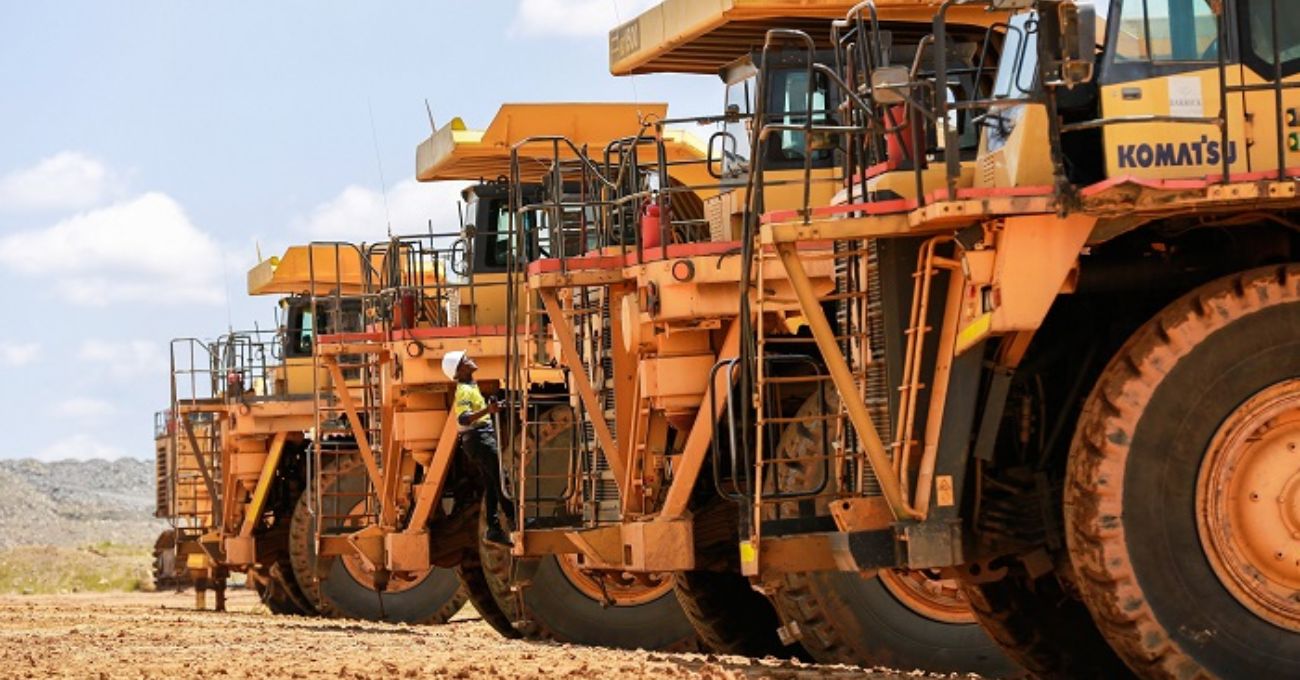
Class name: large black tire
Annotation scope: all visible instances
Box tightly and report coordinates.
[959,563,1132,679]
[251,573,312,616]
[672,496,806,658]
[1066,265,1300,678]
[455,499,523,639]
[767,393,1016,675]
[488,402,698,650]
[288,490,328,613]
[674,569,804,658]
[288,487,468,624]
[252,509,320,617]
[771,571,1020,676]
[252,553,319,617]
[477,532,697,650]
[151,529,180,590]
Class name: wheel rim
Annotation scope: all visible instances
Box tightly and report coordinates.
[554,555,674,607]
[1197,378,1300,632]
[877,569,976,625]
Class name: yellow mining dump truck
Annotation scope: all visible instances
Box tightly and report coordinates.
[298,102,709,648]
[164,338,239,610]
[233,245,470,624]
[493,0,1015,674]
[152,408,204,592]
[736,1,1300,677]
[159,248,469,621]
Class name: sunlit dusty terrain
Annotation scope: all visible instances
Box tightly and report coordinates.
[0,590,961,679]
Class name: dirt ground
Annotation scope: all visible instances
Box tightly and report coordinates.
[0,590,968,679]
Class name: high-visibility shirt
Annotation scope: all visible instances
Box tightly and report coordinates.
[454,382,490,432]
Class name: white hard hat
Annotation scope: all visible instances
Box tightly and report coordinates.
[441,350,467,381]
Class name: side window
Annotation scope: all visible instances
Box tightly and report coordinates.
[1242,0,1300,75]
[766,67,836,169]
[991,13,1039,100]
[474,197,528,272]
[487,202,511,268]
[722,77,754,175]
[285,306,313,358]
[1114,0,1217,63]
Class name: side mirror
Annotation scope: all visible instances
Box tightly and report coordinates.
[450,236,470,277]
[871,65,911,105]
[707,130,740,179]
[1058,2,1096,88]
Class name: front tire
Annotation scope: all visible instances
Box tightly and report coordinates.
[767,394,1016,675]
[288,482,468,624]
[771,570,1020,676]
[479,539,698,650]
[1067,264,1300,678]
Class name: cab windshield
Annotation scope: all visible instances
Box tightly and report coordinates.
[720,64,836,176]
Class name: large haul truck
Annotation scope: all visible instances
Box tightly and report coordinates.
[496,1,1016,674]
[735,1,1300,677]
[157,250,468,621]
[297,103,710,649]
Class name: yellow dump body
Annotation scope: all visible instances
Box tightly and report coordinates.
[412,102,716,329]
[416,102,712,189]
[609,0,999,75]
[247,244,374,297]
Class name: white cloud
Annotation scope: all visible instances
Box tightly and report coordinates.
[510,0,656,37]
[54,397,118,419]
[0,192,226,306]
[0,151,116,212]
[32,434,128,462]
[0,342,40,367]
[76,340,163,379]
[294,178,470,242]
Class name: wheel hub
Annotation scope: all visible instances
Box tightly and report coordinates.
[877,568,976,624]
[338,500,429,595]
[1198,379,1300,632]
[555,554,674,607]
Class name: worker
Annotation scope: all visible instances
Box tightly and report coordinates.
[442,350,512,546]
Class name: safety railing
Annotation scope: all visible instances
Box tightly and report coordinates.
[168,338,223,530]
[734,4,1010,529]
[214,329,283,402]
[305,242,382,541]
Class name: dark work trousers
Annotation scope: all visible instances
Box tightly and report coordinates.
[460,425,505,529]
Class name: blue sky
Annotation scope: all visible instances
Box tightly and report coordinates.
[0,1,720,460]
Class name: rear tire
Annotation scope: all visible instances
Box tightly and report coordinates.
[455,499,522,639]
[1067,265,1300,678]
[251,572,313,616]
[674,569,803,658]
[959,563,1131,679]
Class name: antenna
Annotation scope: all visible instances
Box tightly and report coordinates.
[368,98,394,239]
[220,254,234,335]
[609,0,640,104]
[425,99,437,133]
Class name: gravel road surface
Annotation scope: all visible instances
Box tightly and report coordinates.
[0,590,972,679]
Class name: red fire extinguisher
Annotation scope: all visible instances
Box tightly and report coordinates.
[640,199,662,249]
[884,104,917,164]
[395,289,417,330]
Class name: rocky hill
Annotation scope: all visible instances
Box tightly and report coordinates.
[0,458,164,550]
